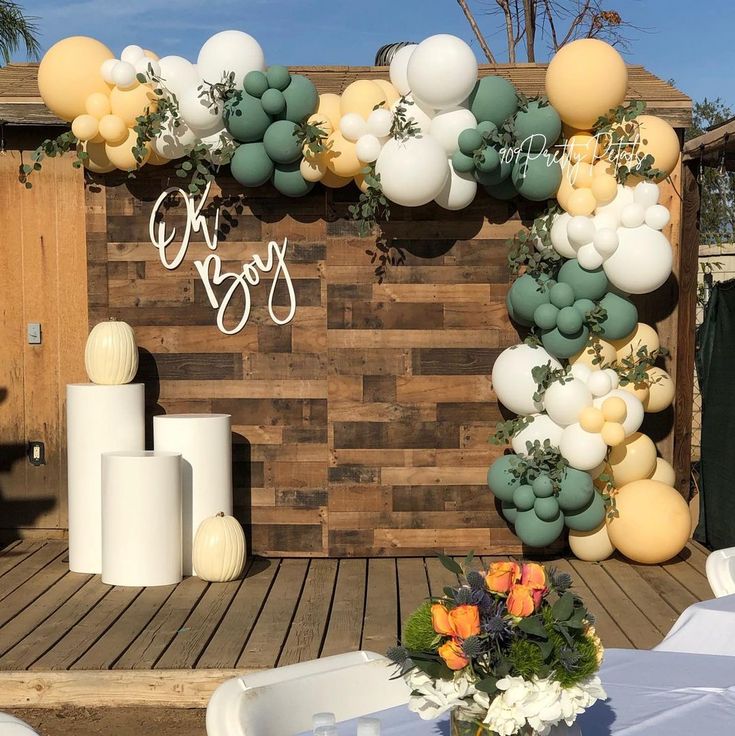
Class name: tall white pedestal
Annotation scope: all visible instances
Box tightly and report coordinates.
[67,383,145,574]
[153,413,233,575]
[101,451,182,586]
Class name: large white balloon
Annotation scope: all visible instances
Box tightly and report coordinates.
[550,211,577,258]
[491,344,562,416]
[544,378,593,427]
[391,94,434,134]
[434,160,477,210]
[429,106,477,154]
[197,30,265,87]
[375,136,449,207]
[594,184,634,224]
[389,44,417,96]
[603,225,673,294]
[153,116,197,159]
[594,388,644,436]
[512,414,564,456]
[158,56,200,99]
[559,423,609,470]
[178,85,223,135]
[406,34,478,110]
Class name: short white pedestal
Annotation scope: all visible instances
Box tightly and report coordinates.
[101,451,182,586]
[153,413,233,575]
[67,383,145,574]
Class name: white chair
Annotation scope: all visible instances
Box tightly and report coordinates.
[705,547,735,597]
[0,712,40,735]
[206,651,410,736]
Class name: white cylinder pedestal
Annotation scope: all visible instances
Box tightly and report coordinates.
[101,451,182,586]
[153,414,233,575]
[67,383,145,574]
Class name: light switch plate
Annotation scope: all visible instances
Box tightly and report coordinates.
[27,323,41,344]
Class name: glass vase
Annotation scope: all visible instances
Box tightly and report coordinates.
[449,710,534,736]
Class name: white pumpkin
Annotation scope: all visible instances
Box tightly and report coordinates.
[193,512,246,582]
[85,319,139,385]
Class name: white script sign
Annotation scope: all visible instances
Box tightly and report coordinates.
[148,181,296,335]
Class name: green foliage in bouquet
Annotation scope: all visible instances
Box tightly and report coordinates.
[403,601,440,651]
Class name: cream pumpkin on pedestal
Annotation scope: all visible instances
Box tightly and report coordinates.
[84,318,139,384]
[193,512,246,582]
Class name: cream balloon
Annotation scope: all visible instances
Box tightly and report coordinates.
[570,339,616,369]
[644,367,675,412]
[612,323,660,361]
[178,85,223,135]
[355,134,383,164]
[105,128,150,171]
[594,184,634,225]
[300,154,326,182]
[569,522,615,562]
[650,457,676,485]
[429,106,477,154]
[603,225,673,294]
[367,107,394,138]
[340,113,368,143]
[389,44,417,96]
[434,160,478,210]
[633,180,659,208]
[120,44,144,64]
[512,414,564,455]
[550,211,577,258]
[111,61,137,90]
[72,114,100,142]
[543,378,593,427]
[608,431,657,486]
[197,30,265,87]
[158,55,200,99]
[559,423,609,471]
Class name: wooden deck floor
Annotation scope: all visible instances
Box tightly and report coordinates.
[0,539,713,675]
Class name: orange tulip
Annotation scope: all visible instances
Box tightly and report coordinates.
[485,561,521,594]
[507,584,536,617]
[438,639,469,670]
[431,604,481,639]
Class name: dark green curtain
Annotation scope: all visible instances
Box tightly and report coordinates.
[696,279,735,548]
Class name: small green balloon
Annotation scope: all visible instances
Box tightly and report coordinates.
[534,496,561,522]
[501,500,518,524]
[469,76,519,127]
[476,146,500,173]
[557,305,584,334]
[452,150,476,174]
[477,120,498,135]
[486,177,518,200]
[266,64,291,91]
[514,100,562,153]
[458,128,483,156]
[541,325,590,359]
[263,119,302,164]
[532,475,554,498]
[487,455,521,502]
[244,70,269,97]
[550,282,575,309]
[261,88,286,116]
[557,467,594,512]
[279,74,319,123]
[224,91,273,143]
[598,292,638,340]
[557,259,608,301]
[534,302,559,330]
[573,298,596,317]
[513,484,536,512]
[229,142,274,188]
[564,491,606,532]
[475,151,512,185]
[512,153,562,202]
[515,508,565,547]
[509,273,552,324]
[272,161,315,197]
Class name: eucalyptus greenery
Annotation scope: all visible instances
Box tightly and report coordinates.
[18,131,83,188]
[507,203,563,277]
[348,164,390,237]
[531,362,572,404]
[583,306,609,365]
[390,96,421,141]
[294,118,329,158]
[614,345,670,387]
[198,70,238,107]
[490,415,534,446]
[505,440,570,493]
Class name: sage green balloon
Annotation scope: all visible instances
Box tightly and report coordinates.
[509,273,552,324]
[541,325,589,359]
[266,64,291,91]
[452,150,476,174]
[244,70,269,98]
[475,152,512,185]
[487,455,521,502]
[598,292,638,340]
[469,76,518,127]
[558,259,608,301]
[564,490,606,532]
[272,161,315,198]
[224,91,273,143]
[511,153,562,202]
[532,475,554,498]
[229,142,274,188]
[514,101,562,153]
[261,88,286,116]
[476,146,500,173]
[513,484,536,512]
[263,120,302,164]
[458,128,483,156]
[280,74,319,123]
[550,282,574,309]
[534,495,560,522]
[514,508,565,547]
[534,302,559,330]
[501,500,518,524]
[557,467,594,512]
[557,306,583,334]
[485,177,518,201]
[507,290,531,327]
[573,298,596,318]
[477,120,498,135]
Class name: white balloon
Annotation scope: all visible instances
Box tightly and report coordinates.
[595,184,634,223]
[594,388,644,436]
[603,225,673,294]
[587,370,613,397]
[560,423,609,470]
[100,58,118,84]
[429,106,477,154]
[178,85,223,135]
[577,242,604,270]
[120,44,145,64]
[375,136,449,207]
[544,378,593,427]
[570,363,592,382]
[592,227,619,257]
[593,211,620,231]
[340,113,368,143]
[633,180,659,208]
[200,128,235,166]
[512,414,564,456]
[391,94,434,134]
[111,61,137,90]
[367,108,393,138]
[153,117,197,159]
[406,34,478,110]
[434,160,477,210]
[158,56,200,99]
[389,44,417,96]
[491,344,562,416]
[550,211,577,258]
[197,30,265,87]
[567,215,595,248]
[134,56,161,80]
[621,202,646,228]
[604,368,620,390]
[645,204,671,230]
[355,133,382,163]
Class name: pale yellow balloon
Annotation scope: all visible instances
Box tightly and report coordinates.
[633,115,680,181]
[590,173,617,205]
[110,84,158,128]
[620,381,650,405]
[300,153,327,183]
[147,149,169,166]
[602,396,627,423]
[608,431,658,487]
[650,457,676,486]
[306,113,334,137]
[555,168,575,210]
[78,140,115,174]
[72,114,100,142]
[566,132,598,163]
[612,322,661,361]
[325,131,363,178]
[566,186,597,216]
[644,367,675,412]
[569,521,615,562]
[545,38,628,129]
[570,161,595,188]
[316,93,342,130]
[579,406,604,433]
[321,168,353,189]
[142,49,160,61]
[98,114,129,145]
[85,92,112,119]
[37,36,114,122]
[594,158,615,177]
[607,479,690,564]
[601,421,625,447]
[340,80,387,118]
[372,78,400,107]
[570,338,616,369]
[105,128,150,171]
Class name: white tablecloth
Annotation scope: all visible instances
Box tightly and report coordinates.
[655,593,735,656]
[297,649,735,735]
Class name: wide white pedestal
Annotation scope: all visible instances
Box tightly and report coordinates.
[101,450,182,586]
[67,383,145,574]
[153,413,233,575]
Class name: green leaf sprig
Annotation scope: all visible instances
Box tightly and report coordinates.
[18,131,83,188]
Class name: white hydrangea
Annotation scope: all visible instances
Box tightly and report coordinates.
[405,669,481,720]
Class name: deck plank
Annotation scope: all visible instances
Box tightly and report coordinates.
[0,542,67,603]
[662,556,713,601]
[685,540,710,572]
[320,559,367,658]
[361,558,398,656]
[237,559,309,669]
[425,557,459,598]
[628,563,699,613]
[279,559,338,666]
[0,541,43,579]
[197,559,278,669]
[396,558,431,635]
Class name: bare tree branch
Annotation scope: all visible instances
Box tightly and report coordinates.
[523,0,537,61]
[456,0,497,62]
[496,0,517,63]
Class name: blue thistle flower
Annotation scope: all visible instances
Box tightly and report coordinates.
[461,635,485,658]
[467,570,485,590]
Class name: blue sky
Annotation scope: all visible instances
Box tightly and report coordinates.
[22,0,734,106]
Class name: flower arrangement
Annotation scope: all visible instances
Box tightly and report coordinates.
[387,554,605,736]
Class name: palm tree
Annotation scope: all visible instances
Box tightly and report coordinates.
[0,1,39,66]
